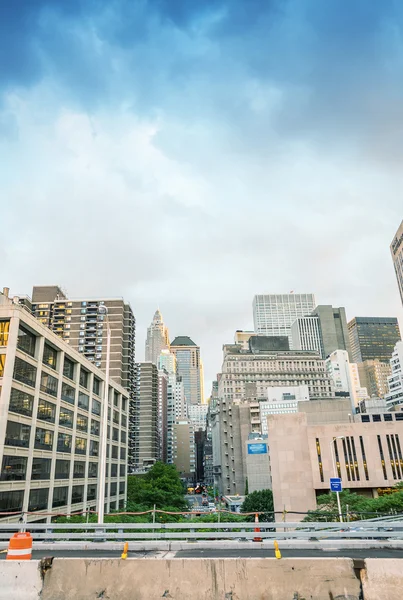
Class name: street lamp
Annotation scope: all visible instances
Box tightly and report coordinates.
[330,436,344,523]
[97,305,111,524]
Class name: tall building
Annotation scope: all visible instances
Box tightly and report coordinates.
[0,290,128,521]
[253,293,315,347]
[145,309,169,366]
[291,316,323,356]
[385,341,403,409]
[170,336,203,405]
[157,369,168,462]
[311,305,352,360]
[187,404,208,431]
[29,285,136,469]
[325,350,368,411]
[131,363,159,471]
[391,220,403,305]
[259,385,310,435]
[357,360,392,400]
[348,317,401,364]
[172,420,195,481]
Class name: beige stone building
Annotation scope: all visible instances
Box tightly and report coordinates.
[268,412,403,519]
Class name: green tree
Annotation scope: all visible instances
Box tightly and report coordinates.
[127,462,188,510]
[244,477,249,496]
[241,489,274,522]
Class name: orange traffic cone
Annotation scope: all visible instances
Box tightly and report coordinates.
[6,532,32,560]
[253,513,262,542]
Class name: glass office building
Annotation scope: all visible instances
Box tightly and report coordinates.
[348,317,401,363]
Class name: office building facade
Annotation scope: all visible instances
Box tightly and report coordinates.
[386,342,403,409]
[253,293,315,347]
[311,305,352,360]
[268,412,403,519]
[358,360,392,400]
[325,350,368,411]
[145,309,169,366]
[0,292,128,521]
[348,317,401,364]
[391,220,403,305]
[170,336,203,405]
[291,316,323,356]
[172,420,195,481]
[259,385,310,435]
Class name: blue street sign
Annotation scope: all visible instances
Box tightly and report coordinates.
[247,443,267,455]
[330,477,342,492]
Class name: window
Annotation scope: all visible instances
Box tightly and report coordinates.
[71,485,84,504]
[361,415,370,423]
[1,455,27,480]
[73,461,86,478]
[0,354,5,377]
[37,398,56,423]
[384,414,393,422]
[80,309,87,315]
[113,410,119,424]
[87,484,97,501]
[78,392,89,410]
[0,490,24,513]
[114,392,119,407]
[110,482,117,496]
[13,357,37,387]
[81,302,87,307]
[77,414,88,432]
[0,320,10,346]
[88,462,98,478]
[91,419,100,436]
[17,326,36,356]
[43,344,57,370]
[92,399,101,416]
[57,432,72,453]
[63,357,75,380]
[40,372,58,397]
[113,427,119,442]
[75,437,87,455]
[122,398,127,412]
[8,388,34,417]
[53,486,68,508]
[79,368,89,389]
[55,459,70,479]
[29,488,49,511]
[93,377,101,396]
[111,445,118,459]
[90,440,99,456]
[120,447,126,460]
[119,481,125,494]
[59,407,73,428]
[5,421,31,448]
[31,458,51,480]
[61,382,75,404]
[120,463,126,477]
[111,463,118,477]
[121,415,127,428]
[121,430,126,444]
[35,427,53,451]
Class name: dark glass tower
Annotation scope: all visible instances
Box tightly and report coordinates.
[348,317,401,363]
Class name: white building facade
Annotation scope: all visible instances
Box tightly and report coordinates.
[260,385,310,435]
[253,293,315,347]
[325,350,368,412]
[291,316,323,356]
[386,341,403,409]
[0,294,128,522]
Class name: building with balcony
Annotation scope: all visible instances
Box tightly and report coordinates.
[0,290,128,522]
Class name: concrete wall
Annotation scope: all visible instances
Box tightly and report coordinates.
[3,557,403,599]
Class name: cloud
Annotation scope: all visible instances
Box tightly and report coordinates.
[1,0,403,390]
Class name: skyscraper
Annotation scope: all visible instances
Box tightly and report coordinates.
[391,220,403,305]
[291,316,323,356]
[170,336,203,405]
[311,305,352,360]
[131,362,159,471]
[145,310,169,366]
[253,294,315,347]
[348,317,401,363]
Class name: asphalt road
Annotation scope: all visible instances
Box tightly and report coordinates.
[3,547,403,560]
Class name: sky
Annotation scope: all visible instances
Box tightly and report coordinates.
[1,0,403,394]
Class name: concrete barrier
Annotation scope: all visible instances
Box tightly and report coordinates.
[1,560,42,600]
[41,558,361,600]
[362,558,403,600]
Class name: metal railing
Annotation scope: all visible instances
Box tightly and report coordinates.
[0,520,402,542]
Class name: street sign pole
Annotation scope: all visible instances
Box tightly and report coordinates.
[330,439,343,524]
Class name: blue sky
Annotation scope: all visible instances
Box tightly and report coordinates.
[1,0,403,391]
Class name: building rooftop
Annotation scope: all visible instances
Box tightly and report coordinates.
[171,336,197,347]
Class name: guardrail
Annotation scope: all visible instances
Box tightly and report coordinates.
[0,521,402,541]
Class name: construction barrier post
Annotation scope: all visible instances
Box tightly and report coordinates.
[6,532,32,560]
[253,513,262,543]
[274,540,282,559]
[121,542,129,559]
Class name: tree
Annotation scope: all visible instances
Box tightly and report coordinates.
[244,477,249,496]
[241,489,274,522]
[127,462,188,510]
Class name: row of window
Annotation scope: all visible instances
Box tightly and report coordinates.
[1,455,126,481]
[0,481,124,513]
